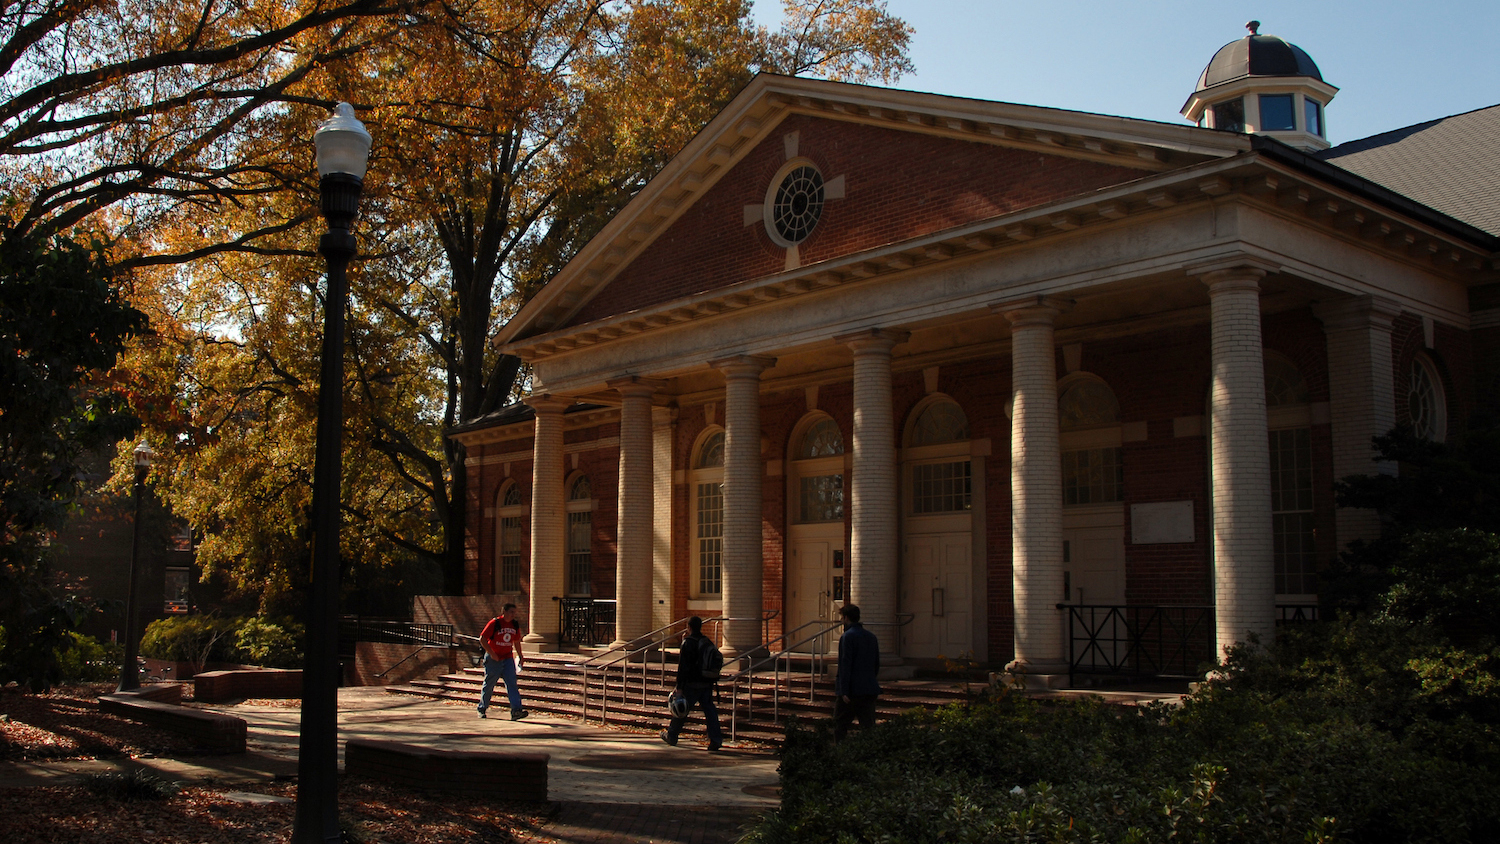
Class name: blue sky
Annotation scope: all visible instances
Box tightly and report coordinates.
[753,1,1500,145]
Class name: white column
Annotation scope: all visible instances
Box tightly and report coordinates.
[609,377,660,646]
[711,355,774,659]
[1313,296,1401,550]
[839,329,905,661]
[1001,302,1066,674]
[1204,268,1275,658]
[524,395,570,649]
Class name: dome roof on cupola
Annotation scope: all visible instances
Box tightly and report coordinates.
[1196,21,1322,91]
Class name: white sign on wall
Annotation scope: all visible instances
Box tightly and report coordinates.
[1131,501,1195,544]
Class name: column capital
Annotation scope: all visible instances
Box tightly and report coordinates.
[1312,295,1403,333]
[710,354,776,379]
[524,393,574,414]
[1200,267,1266,296]
[606,375,665,398]
[835,327,910,353]
[993,295,1070,326]
[1186,254,1279,281]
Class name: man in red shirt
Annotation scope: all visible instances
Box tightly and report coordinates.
[478,603,528,720]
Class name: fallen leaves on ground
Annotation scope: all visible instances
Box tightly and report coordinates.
[0,778,554,843]
[0,684,198,761]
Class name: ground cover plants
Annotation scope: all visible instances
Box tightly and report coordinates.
[748,617,1500,844]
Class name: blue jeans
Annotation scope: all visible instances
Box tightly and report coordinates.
[479,654,522,714]
[665,684,722,746]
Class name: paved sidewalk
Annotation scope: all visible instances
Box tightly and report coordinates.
[0,687,780,844]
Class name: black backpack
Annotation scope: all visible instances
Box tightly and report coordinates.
[698,635,725,681]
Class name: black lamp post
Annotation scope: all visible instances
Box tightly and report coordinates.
[116,439,155,693]
[293,102,370,844]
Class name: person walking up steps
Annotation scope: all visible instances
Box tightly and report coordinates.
[834,603,880,742]
[478,603,529,720]
[661,616,724,751]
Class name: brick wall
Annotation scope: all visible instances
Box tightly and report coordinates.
[349,642,461,687]
[568,114,1150,327]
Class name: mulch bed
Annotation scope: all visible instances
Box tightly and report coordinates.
[0,779,554,843]
[0,683,198,761]
[0,685,553,843]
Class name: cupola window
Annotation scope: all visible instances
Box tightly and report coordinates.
[1211,98,1245,132]
[1304,98,1324,137]
[1259,94,1295,131]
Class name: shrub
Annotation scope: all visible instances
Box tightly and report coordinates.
[84,770,180,801]
[54,632,122,682]
[227,616,303,669]
[139,614,237,671]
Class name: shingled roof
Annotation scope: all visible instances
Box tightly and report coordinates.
[1318,104,1500,237]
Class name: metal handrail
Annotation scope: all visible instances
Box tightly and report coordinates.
[577,613,773,724]
[719,613,915,741]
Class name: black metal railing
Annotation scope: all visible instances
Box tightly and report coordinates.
[338,617,455,649]
[1276,604,1320,624]
[558,598,617,645]
[1060,604,1215,679]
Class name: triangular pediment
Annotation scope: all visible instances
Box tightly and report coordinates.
[498,75,1250,347]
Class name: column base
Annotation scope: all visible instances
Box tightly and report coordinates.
[1001,658,1072,690]
[522,633,560,653]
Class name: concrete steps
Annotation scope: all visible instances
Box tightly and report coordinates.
[385,652,980,746]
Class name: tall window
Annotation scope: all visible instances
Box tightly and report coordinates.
[794,417,844,523]
[692,430,725,596]
[497,483,525,592]
[1407,355,1447,442]
[907,400,971,513]
[566,475,592,596]
[1059,378,1123,505]
[1266,356,1315,595]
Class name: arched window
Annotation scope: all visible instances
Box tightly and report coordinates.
[1263,355,1314,596]
[905,399,971,514]
[496,482,525,593]
[1408,354,1447,442]
[566,474,592,596]
[1058,377,1122,506]
[691,430,725,596]
[793,416,844,523]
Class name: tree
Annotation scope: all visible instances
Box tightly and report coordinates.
[0,0,424,260]
[0,226,147,689]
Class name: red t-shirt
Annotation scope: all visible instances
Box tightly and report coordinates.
[481,616,521,659]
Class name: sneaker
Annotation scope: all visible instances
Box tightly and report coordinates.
[510,709,529,721]
[478,708,487,719]
[660,729,677,746]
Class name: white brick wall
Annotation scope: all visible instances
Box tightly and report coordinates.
[844,330,902,657]
[1204,270,1275,658]
[1003,305,1065,671]
[525,395,571,647]
[612,380,657,644]
[1313,296,1401,551]
[713,355,773,657]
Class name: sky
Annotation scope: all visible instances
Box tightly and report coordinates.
[751,1,1500,146]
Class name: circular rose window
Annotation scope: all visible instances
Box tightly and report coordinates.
[769,164,825,245]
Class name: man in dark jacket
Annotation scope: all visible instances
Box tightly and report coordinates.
[661,615,723,751]
[834,603,881,742]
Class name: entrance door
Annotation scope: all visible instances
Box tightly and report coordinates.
[1062,505,1126,667]
[901,531,972,659]
[787,524,844,650]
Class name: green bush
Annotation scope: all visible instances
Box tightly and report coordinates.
[227,616,303,669]
[140,614,303,670]
[55,632,122,682]
[749,628,1500,844]
[84,770,180,801]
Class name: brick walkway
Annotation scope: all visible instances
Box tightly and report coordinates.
[517,801,768,844]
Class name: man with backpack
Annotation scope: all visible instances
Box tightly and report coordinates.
[477,603,529,721]
[660,615,723,751]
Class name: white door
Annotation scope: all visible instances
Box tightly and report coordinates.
[1062,506,1126,668]
[788,525,843,651]
[901,532,972,659]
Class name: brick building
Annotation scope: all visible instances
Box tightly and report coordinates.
[446,27,1499,682]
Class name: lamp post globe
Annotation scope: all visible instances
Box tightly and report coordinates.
[294,101,369,844]
[116,439,155,693]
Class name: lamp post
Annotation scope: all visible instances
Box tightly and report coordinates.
[294,102,370,844]
[116,439,155,693]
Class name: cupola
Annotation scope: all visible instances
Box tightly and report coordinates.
[1181,21,1338,152]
